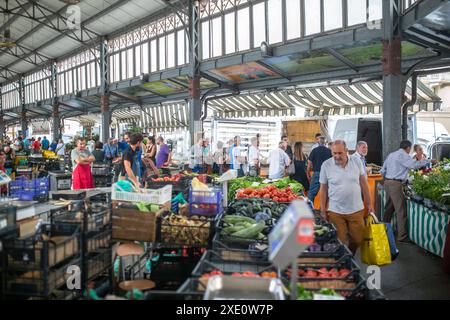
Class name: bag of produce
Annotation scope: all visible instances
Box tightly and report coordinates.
[361,213,392,266]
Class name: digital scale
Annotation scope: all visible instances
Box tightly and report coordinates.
[48,171,72,191]
[268,200,315,300]
[217,169,237,208]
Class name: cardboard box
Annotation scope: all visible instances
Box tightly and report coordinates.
[18,217,39,238]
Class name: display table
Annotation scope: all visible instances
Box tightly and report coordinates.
[407,200,449,258]
[379,187,450,264]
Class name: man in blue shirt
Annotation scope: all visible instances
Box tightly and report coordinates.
[307,136,332,204]
[118,132,131,154]
[381,140,436,243]
[41,136,50,150]
[103,138,119,165]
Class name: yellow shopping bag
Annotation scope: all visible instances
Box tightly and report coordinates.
[361,213,392,266]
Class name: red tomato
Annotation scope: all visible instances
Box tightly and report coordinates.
[305,270,318,278]
[263,194,271,198]
[210,270,223,276]
[272,196,280,202]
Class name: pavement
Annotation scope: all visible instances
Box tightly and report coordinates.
[355,243,450,300]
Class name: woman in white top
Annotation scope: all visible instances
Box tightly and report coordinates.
[55,139,65,157]
[248,137,260,177]
[213,141,225,175]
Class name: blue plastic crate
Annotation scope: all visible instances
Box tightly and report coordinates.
[34,177,49,189]
[16,190,35,201]
[9,179,24,190]
[22,179,35,190]
[189,187,222,216]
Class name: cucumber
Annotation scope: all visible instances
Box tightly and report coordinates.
[231,221,266,239]
[223,215,256,225]
[222,225,247,235]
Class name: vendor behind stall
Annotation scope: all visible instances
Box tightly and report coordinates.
[156,136,172,174]
[71,138,95,190]
[0,151,8,195]
[92,141,105,164]
[120,133,143,188]
[3,144,15,175]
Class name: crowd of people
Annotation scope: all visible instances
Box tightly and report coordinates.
[69,132,172,190]
[189,133,439,255]
[0,129,438,256]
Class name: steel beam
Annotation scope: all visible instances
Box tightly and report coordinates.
[324,48,360,72]
[18,76,27,135]
[0,84,3,140]
[382,0,404,160]
[100,40,111,143]
[188,0,202,146]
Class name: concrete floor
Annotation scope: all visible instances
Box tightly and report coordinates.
[355,243,450,300]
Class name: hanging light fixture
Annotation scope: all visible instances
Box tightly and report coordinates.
[0,0,16,47]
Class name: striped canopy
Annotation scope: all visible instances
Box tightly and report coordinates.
[72,79,441,131]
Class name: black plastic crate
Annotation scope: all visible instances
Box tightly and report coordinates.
[51,205,111,232]
[4,255,80,297]
[86,227,112,253]
[295,273,386,300]
[297,240,353,265]
[149,248,203,290]
[213,228,268,251]
[3,223,81,271]
[176,277,209,295]
[93,175,112,187]
[86,250,112,282]
[191,251,274,277]
[156,212,216,248]
[201,248,269,265]
[0,206,17,237]
[283,257,361,291]
[146,175,192,190]
[212,235,269,254]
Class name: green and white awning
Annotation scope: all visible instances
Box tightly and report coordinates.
[71,79,441,131]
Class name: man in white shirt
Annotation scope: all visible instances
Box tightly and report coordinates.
[248,137,260,177]
[268,141,291,180]
[231,136,246,177]
[351,141,368,173]
[319,140,373,255]
[191,138,204,173]
[381,140,436,243]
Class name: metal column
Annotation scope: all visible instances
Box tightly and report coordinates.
[50,62,60,141]
[19,77,27,136]
[188,0,202,147]
[0,85,4,141]
[100,39,111,143]
[382,0,404,159]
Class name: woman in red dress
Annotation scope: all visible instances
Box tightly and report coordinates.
[70,138,95,190]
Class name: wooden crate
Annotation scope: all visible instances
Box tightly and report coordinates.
[283,120,321,143]
[112,201,169,242]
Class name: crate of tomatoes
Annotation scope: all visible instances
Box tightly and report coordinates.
[236,185,304,203]
[147,173,192,190]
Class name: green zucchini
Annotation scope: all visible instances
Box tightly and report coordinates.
[231,221,266,239]
[222,225,247,235]
[223,215,256,225]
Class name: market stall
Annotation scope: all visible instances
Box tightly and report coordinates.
[377,160,450,270]
[1,165,386,300]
